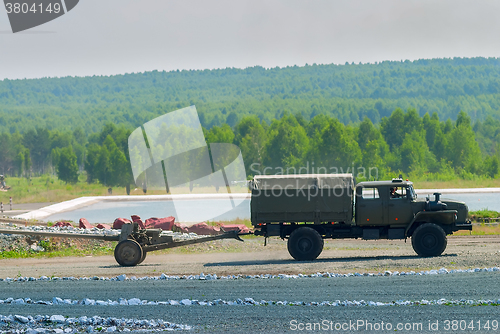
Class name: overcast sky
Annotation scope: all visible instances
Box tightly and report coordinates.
[1,0,499,80]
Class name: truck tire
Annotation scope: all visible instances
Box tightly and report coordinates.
[411,223,447,257]
[137,251,147,265]
[287,227,324,261]
[114,239,144,266]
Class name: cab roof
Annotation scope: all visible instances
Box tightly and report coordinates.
[357,179,413,188]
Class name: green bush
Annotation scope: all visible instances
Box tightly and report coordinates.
[470,209,500,219]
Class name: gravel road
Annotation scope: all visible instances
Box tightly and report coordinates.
[1,272,500,333]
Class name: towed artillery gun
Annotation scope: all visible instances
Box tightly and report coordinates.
[0,223,244,266]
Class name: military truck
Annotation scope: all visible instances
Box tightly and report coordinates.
[250,174,472,260]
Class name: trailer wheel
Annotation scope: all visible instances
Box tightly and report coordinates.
[114,240,144,266]
[411,223,447,257]
[287,227,324,261]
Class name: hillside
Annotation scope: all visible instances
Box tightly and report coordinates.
[1,57,500,133]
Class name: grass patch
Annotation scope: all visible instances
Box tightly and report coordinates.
[206,218,253,229]
[454,224,500,236]
[0,238,115,260]
[470,209,500,219]
[0,174,130,204]
[0,246,114,260]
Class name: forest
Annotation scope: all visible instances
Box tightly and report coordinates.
[0,107,498,189]
[2,57,500,134]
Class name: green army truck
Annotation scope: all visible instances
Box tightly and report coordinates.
[250,174,472,261]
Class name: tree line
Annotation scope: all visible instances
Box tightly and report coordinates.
[0,108,498,189]
[230,109,497,181]
[0,124,132,188]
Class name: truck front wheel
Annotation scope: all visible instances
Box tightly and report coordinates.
[411,223,447,257]
[287,227,324,261]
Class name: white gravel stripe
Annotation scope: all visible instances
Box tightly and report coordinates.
[2,297,500,307]
[1,267,499,283]
[0,314,191,332]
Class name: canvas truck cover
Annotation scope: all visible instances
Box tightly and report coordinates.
[250,174,354,225]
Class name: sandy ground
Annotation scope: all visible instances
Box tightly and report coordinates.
[1,235,499,278]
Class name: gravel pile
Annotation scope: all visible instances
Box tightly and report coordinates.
[3,297,500,308]
[1,224,120,237]
[0,314,191,333]
[1,267,499,283]
[0,223,204,240]
[160,230,204,241]
[0,233,26,250]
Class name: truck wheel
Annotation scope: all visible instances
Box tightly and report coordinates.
[137,251,147,265]
[411,223,447,257]
[287,227,324,261]
[114,240,144,266]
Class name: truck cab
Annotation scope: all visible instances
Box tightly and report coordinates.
[356,179,418,227]
[355,178,471,257]
[356,178,470,234]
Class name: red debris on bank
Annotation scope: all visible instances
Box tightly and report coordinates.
[53,221,73,228]
[112,218,131,229]
[130,215,146,229]
[96,223,111,230]
[78,218,94,229]
[145,216,175,230]
[78,214,248,235]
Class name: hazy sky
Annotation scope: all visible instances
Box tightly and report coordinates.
[1,0,499,80]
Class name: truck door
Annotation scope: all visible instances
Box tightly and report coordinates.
[388,186,414,226]
[355,186,384,226]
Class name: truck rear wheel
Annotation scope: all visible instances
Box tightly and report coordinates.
[137,251,147,265]
[114,239,144,266]
[411,223,447,257]
[287,227,324,261]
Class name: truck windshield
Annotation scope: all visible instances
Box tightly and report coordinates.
[408,185,417,200]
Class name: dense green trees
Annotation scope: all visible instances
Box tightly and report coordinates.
[3,57,500,134]
[53,146,78,184]
[308,117,360,172]
[234,116,267,173]
[264,114,309,169]
[85,128,132,188]
[231,108,499,181]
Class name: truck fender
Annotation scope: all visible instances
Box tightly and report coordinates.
[405,210,458,237]
[282,225,327,239]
